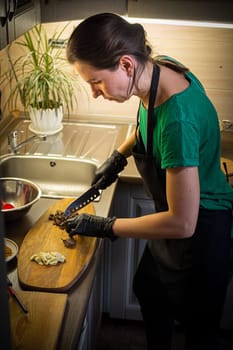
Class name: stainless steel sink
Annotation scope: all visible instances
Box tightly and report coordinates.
[0,118,131,199]
[0,155,97,198]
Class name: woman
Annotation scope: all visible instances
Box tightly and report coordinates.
[66,13,233,350]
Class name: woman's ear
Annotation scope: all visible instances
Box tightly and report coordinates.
[119,56,134,76]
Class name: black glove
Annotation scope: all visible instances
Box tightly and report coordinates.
[65,213,117,241]
[92,150,127,190]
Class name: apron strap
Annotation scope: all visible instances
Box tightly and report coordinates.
[135,64,160,155]
[147,64,160,156]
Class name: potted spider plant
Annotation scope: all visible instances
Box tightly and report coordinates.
[0,23,79,135]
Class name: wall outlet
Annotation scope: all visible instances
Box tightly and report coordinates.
[221,120,233,132]
[48,38,67,48]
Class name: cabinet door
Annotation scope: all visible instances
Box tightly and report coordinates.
[0,25,8,50]
[106,181,155,320]
[0,0,40,48]
[41,0,127,23]
[128,0,233,22]
[7,1,40,42]
[0,0,8,49]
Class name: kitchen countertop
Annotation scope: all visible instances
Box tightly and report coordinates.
[1,114,130,350]
[6,182,117,349]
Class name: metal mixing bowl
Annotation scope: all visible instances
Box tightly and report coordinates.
[0,177,41,221]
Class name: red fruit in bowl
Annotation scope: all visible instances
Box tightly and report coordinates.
[1,200,15,210]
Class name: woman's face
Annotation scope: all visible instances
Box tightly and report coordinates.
[73,60,133,103]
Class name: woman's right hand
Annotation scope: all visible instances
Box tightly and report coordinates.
[92,150,127,190]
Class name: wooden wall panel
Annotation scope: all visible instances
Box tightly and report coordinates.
[143,23,233,122]
[151,39,232,89]
[207,90,233,122]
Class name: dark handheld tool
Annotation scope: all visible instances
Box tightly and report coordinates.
[7,277,28,314]
[63,186,101,217]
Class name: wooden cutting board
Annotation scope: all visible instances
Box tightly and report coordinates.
[18,198,97,292]
[10,291,67,350]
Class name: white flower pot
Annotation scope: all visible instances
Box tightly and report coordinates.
[28,106,63,135]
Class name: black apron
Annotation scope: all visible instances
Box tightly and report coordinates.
[132,64,194,282]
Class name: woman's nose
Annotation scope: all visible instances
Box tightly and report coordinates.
[91,85,101,98]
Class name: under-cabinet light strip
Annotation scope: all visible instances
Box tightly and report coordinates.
[125,16,233,29]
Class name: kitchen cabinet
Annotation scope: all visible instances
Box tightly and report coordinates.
[77,251,103,350]
[7,0,40,43]
[0,0,40,50]
[41,0,233,23]
[41,0,127,23]
[0,0,8,49]
[128,0,233,23]
[0,23,7,49]
[105,180,154,320]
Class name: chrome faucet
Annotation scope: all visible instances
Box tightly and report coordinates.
[8,130,47,153]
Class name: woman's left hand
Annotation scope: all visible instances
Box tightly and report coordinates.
[65,213,117,241]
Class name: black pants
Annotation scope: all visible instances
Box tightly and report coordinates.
[133,209,233,350]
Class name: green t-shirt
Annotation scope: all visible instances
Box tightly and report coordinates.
[139,65,233,213]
